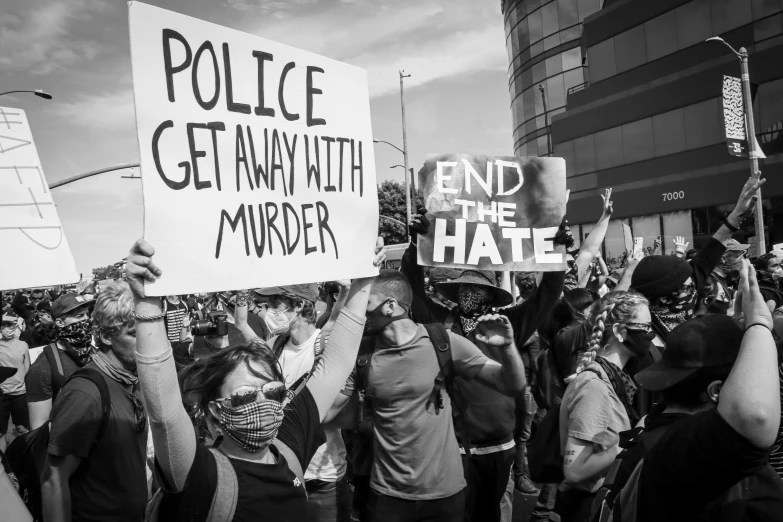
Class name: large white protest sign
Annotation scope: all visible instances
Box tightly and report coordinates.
[0,107,79,291]
[129,2,379,296]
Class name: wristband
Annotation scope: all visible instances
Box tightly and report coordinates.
[745,323,772,332]
[133,312,165,322]
[722,216,740,232]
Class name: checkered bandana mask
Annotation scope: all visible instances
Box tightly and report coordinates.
[214,399,285,452]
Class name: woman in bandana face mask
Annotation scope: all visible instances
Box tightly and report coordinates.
[754,253,783,313]
[125,238,385,521]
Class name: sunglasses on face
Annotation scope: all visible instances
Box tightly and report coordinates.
[127,391,147,433]
[624,322,653,334]
[213,381,287,408]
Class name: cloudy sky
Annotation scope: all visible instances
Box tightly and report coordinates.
[1,0,512,275]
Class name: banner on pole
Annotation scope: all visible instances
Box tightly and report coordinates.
[722,75,766,159]
[128,2,379,296]
[416,154,567,271]
[0,106,79,291]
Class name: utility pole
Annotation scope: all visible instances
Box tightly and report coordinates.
[400,70,412,235]
[739,47,765,254]
[707,38,766,253]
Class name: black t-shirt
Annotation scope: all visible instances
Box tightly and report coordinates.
[47,362,149,521]
[25,345,81,402]
[158,387,326,522]
[639,408,783,521]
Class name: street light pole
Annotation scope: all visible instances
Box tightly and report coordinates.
[0,89,53,100]
[706,37,765,253]
[400,71,412,238]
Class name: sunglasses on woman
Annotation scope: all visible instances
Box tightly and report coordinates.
[624,322,653,334]
[213,381,287,407]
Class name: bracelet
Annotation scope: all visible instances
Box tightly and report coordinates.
[722,216,740,232]
[745,323,772,332]
[133,312,166,322]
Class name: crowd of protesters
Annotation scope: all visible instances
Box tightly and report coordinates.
[1,174,783,522]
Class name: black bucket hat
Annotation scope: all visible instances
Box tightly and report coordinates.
[435,270,513,307]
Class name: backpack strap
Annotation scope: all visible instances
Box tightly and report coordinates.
[44,343,67,400]
[271,334,289,360]
[271,438,307,499]
[64,368,111,444]
[281,332,327,408]
[423,323,453,415]
[206,448,238,522]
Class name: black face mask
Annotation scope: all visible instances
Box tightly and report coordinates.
[364,299,408,335]
[623,330,656,358]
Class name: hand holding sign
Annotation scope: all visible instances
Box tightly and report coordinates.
[129,2,378,295]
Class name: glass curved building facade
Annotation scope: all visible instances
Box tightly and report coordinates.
[505,0,783,267]
[503,0,603,157]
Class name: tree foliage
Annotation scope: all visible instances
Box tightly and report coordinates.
[377,180,408,245]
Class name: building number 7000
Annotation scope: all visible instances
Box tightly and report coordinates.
[662,191,685,201]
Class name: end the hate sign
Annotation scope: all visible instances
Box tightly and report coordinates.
[129,2,379,296]
[416,154,567,272]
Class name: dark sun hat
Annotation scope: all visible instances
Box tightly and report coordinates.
[435,270,513,307]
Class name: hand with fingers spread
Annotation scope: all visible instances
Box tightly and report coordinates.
[600,188,614,218]
[729,176,767,225]
[474,314,515,347]
[673,236,689,254]
[126,239,162,300]
[739,259,773,331]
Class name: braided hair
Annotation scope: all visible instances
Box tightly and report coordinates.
[575,291,649,373]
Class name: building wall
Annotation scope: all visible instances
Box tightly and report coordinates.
[541,0,783,266]
[503,0,604,158]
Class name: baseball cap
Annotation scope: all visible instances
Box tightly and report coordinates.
[723,239,750,252]
[2,304,17,323]
[51,293,93,320]
[254,284,319,303]
[635,315,743,392]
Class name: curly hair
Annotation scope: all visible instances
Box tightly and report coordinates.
[575,291,649,373]
[92,281,134,351]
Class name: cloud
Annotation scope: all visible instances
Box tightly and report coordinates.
[51,88,136,132]
[225,0,318,17]
[241,0,506,97]
[0,0,105,75]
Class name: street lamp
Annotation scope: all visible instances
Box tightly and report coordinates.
[706,36,765,253]
[0,89,52,100]
[373,139,405,155]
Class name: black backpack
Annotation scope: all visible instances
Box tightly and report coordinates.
[5,368,110,521]
[528,368,600,484]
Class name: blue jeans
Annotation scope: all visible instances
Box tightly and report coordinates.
[307,476,349,522]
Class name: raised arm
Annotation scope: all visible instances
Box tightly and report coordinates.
[307,240,385,420]
[615,250,643,292]
[402,214,451,324]
[718,260,780,448]
[126,240,197,492]
[472,315,526,396]
[713,177,766,245]
[575,188,613,281]
[233,290,259,344]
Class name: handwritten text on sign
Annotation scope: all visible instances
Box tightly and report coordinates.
[416,154,567,271]
[129,2,379,295]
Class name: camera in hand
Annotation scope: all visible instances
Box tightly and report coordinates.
[191,310,228,337]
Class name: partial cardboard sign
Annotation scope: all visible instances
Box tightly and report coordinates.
[128,2,379,295]
[0,107,79,291]
[416,154,567,271]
